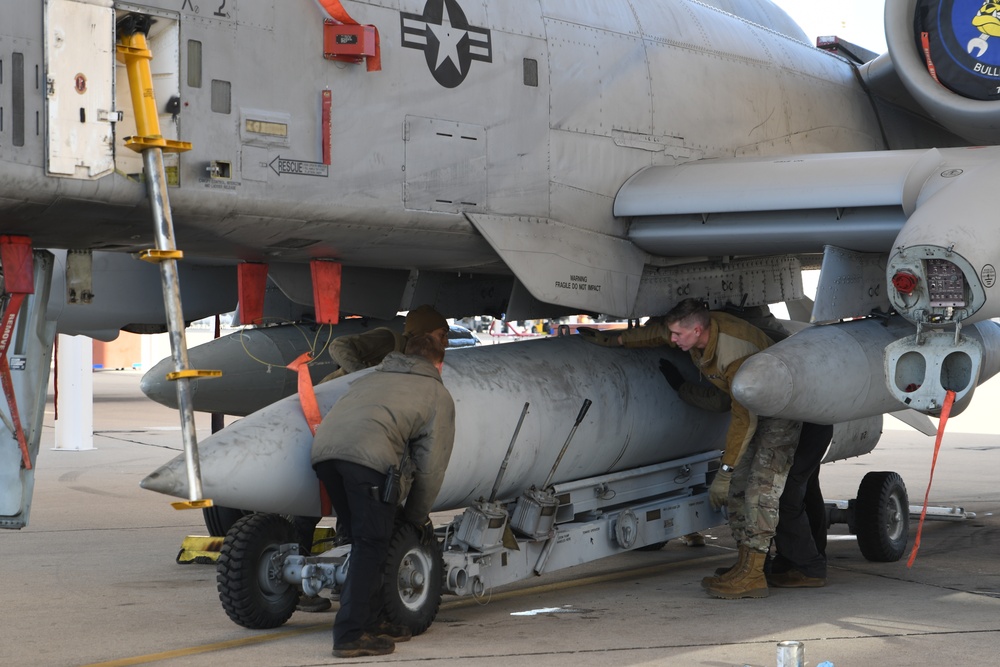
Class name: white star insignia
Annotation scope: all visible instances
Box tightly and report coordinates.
[427,3,467,71]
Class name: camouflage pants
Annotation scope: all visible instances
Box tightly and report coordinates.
[727,416,802,552]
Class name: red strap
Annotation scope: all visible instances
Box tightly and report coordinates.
[906,389,956,567]
[287,352,322,435]
[321,90,332,165]
[236,263,269,326]
[316,0,355,25]
[0,237,33,470]
[286,352,332,515]
[316,0,382,71]
[365,26,382,72]
[921,32,941,84]
[0,293,31,469]
[310,259,342,325]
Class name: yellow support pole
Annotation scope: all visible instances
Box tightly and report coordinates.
[116,21,191,153]
[116,14,206,509]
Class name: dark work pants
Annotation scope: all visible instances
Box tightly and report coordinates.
[804,465,827,557]
[773,422,832,578]
[314,459,396,646]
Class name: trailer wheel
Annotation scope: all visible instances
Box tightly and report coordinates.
[217,513,299,629]
[379,523,443,636]
[203,505,252,536]
[855,471,909,562]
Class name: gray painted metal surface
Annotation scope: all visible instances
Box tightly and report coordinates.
[887,158,1000,326]
[140,317,489,416]
[732,317,1000,424]
[2,0,1000,529]
[813,247,891,324]
[141,336,729,516]
[48,250,237,341]
[0,252,57,528]
[0,0,883,283]
[615,151,930,217]
[627,208,906,257]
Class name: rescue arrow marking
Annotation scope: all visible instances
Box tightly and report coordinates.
[269,156,330,178]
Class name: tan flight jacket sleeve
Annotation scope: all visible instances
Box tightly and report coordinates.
[328,327,399,374]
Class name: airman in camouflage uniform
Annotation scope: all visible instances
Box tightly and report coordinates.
[582,298,801,599]
[726,415,801,554]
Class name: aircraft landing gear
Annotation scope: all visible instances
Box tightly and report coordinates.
[216,513,299,629]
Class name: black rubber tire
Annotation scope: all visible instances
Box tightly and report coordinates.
[216,513,299,629]
[854,471,909,562]
[203,505,252,537]
[378,523,443,636]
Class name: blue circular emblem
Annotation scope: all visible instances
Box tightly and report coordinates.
[917,0,1000,99]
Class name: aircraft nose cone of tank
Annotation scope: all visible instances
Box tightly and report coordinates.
[139,329,302,415]
[140,462,188,498]
[139,358,176,408]
[731,353,793,417]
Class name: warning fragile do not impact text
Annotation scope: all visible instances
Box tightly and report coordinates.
[554,275,601,292]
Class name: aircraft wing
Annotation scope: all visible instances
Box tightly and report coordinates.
[472,146,1000,326]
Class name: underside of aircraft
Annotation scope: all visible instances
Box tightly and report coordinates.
[1,0,998,636]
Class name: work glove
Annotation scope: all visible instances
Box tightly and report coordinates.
[577,327,618,346]
[708,468,733,511]
[658,358,684,391]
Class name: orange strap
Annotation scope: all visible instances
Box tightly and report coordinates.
[316,0,356,25]
[0,293,31,470]
[316,0,382,71]
[0,237,34,470]
[906,389,956,567]
[920,32,941,84]
[286,352,332,515]
[287,352,322,435]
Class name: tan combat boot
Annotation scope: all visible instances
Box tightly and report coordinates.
[706,548,769,599]
[700,544,747,589]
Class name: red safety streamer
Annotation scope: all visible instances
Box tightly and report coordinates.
[287,352,322,436]
[286,352,332,515]
[906,389,956,567]
[921,32,941,84]
[321,90,332,165]
[310,259,342,325]
[0,293,30,470]
[316,0,382,71]
[236,262,268,326]
[0,236,34,470]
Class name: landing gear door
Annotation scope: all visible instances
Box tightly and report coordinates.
[44,0,116,179]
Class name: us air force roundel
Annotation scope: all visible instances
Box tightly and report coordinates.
[917,0,1000,100]
[401,0,493,88]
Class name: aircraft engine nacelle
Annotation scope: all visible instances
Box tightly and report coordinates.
[886,0,1000,145]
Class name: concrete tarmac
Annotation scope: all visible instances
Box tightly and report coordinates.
[6,370,1000,667]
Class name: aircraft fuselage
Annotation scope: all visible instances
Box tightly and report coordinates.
[0,0,884,272]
